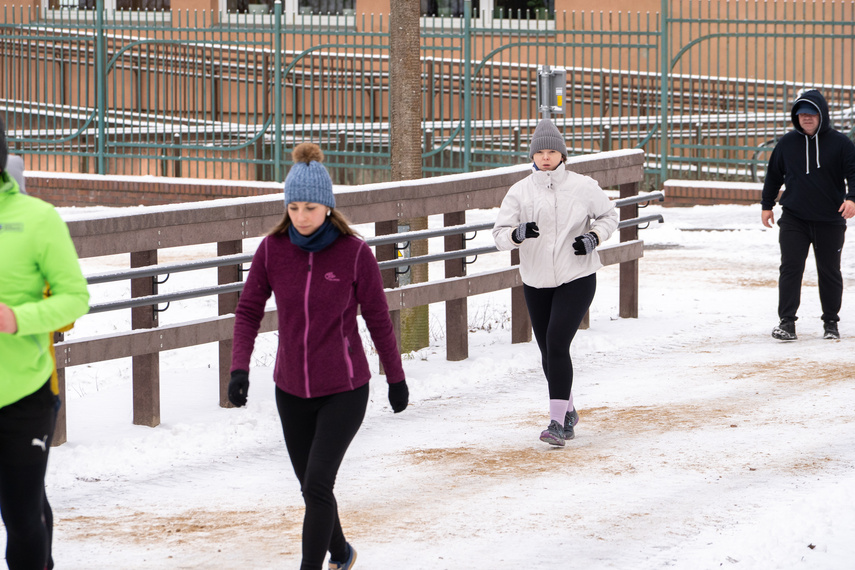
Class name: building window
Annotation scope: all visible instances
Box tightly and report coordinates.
[52,0,171,9]
[493,0,553,19]
[419,0,555,29]
[226,0,353,14]
[420,0,470,18]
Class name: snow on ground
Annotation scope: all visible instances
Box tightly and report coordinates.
[9,203,855,569]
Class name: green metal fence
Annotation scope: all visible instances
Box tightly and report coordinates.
[2,0,854,188]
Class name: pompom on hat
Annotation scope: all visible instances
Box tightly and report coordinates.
[284,143,335,208]
[528,118,567,160]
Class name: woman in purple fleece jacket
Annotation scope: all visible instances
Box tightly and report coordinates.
[229,143,408,570]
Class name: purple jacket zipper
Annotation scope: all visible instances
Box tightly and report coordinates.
[302,252,313,397]
[343,336,354,381]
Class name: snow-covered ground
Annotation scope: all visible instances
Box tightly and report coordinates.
[11,202,855,569]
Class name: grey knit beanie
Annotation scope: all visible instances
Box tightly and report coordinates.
[284,143,335,208]
[0,119,7,174]
[528,119,567,160]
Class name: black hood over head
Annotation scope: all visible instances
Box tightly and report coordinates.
[790,89,831,136]
[789,89,833,173]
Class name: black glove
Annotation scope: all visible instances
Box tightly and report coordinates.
[388,380,409,413]
[228,369,249,407]
[512,222,540,244]
[572,232,599,256]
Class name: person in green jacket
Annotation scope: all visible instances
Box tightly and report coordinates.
[0,120,89,570]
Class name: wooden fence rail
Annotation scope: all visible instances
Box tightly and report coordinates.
[53,148,647,444]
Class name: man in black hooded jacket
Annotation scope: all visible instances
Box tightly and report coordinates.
[761,89,855,341]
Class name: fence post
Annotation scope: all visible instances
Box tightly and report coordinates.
[218,240,242,407]
[427,62,435,121]
[95,0,107,175]
[462,0,472,172]
[694,123,702,179]
[619,181,639,318]
[131,251,160,427]
[52,331,67,446]
[375,221,401,360]
[444,211,468,361]
[172,133,182,178]
[273,0,284,182]
[659,0,669,185]
[424,129,433,174]
[338,131,348,184]
[511,249,531,343]
[212,61,221,123]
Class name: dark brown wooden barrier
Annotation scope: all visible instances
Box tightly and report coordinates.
[663,179,766,206]
[53,149,646,444]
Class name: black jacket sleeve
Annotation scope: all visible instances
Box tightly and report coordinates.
[761,144,785,210]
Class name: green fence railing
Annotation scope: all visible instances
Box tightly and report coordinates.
[2,0,854,188]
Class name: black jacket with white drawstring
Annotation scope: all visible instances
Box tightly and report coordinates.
[761,89,855,224]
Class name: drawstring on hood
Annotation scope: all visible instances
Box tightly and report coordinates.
[802,133,820,174]
[791,90,831,174]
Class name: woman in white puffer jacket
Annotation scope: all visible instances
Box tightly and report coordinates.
[493,118,618,447]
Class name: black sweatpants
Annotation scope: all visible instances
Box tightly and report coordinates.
[275,383,368,570]
[778,211,846,323]
[523,274,597,400]
[0,380,57,570]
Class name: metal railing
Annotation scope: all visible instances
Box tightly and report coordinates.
[3,0,853,186]
[83,191,664,314]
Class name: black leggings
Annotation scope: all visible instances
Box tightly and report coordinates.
[524,274,597,400]
[778,211,846,322]
[275,383,369,570]
[0,380,57,570]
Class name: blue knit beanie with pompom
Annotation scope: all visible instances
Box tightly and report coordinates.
[283,143,335,208]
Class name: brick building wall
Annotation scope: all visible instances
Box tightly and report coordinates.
[24,172,282,207]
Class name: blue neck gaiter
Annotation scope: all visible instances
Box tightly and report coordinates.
[288,219,341,252]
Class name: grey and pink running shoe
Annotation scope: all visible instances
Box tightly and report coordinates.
[539,420,565,446]
[564,408,579,440]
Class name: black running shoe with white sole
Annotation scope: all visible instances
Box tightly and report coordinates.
[772,319,797,341]
[823,320,840,340]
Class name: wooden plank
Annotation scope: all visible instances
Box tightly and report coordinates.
[64,150,645,257]
[55,312,279,369]
[598,240,644,266]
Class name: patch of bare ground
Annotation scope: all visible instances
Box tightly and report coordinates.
[58,507,303,555]
[714,357,851,387]
[733,277,779,288]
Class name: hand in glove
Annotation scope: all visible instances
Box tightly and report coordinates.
[228,369,249,407]
[388,380,409,413]
[512,222,540,244]
[572,232,599,256]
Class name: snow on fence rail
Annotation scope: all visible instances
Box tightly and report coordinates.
[52,149,653,444]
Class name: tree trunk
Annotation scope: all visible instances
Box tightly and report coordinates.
[389,0,428,353]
